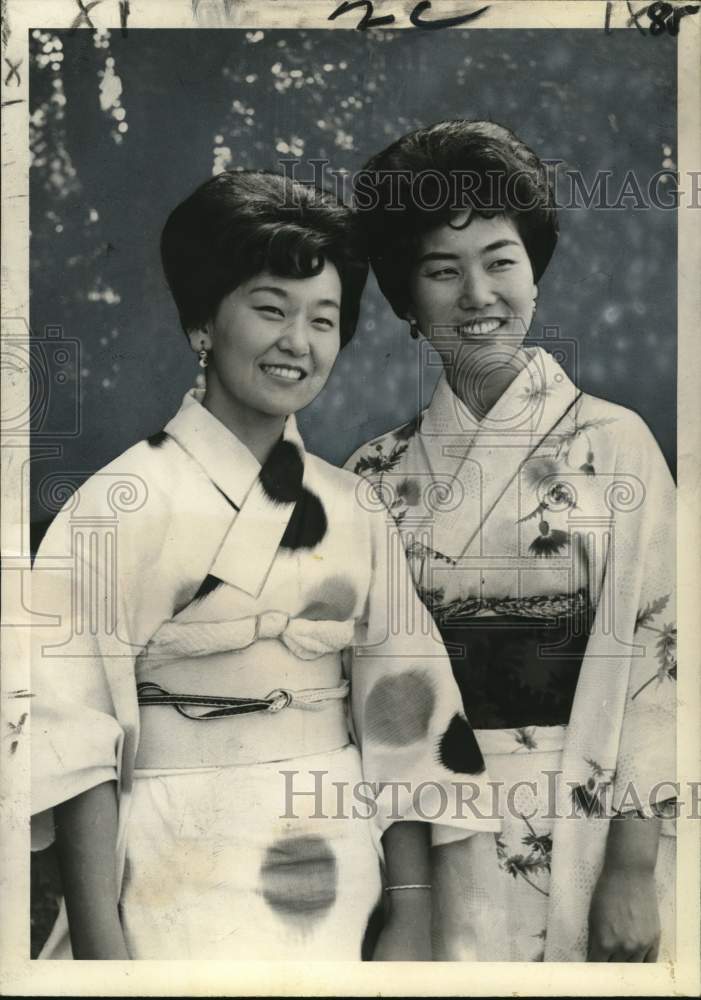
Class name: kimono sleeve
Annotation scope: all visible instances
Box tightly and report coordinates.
[608,417,677,820]
[30,469,175,850]
[349,507,500,842]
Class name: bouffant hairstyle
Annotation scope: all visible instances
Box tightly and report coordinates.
[354,120,559,319]
[161,170,368,348]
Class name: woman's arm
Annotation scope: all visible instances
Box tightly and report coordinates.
[54,781,129,959]
[587,813,661,961]
[372,821,432,961]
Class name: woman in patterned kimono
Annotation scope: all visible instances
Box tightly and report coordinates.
[347,121,676,962]
[31,170,498,960]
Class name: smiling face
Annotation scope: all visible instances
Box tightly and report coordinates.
[196,263,342,436]
[408,213,537,381]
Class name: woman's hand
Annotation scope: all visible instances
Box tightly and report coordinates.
[587,865,660,961]
[587,814,661,962]
[374,821,432,960]
[372,894,432,961]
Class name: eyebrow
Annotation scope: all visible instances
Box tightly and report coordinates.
[249,285,340,309]
[416,239,522,266]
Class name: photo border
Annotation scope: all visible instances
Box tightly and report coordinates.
[1,2,699,995]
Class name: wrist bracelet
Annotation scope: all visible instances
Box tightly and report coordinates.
[384,884,432,892]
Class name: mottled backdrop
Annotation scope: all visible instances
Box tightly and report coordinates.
[29,26,677,533]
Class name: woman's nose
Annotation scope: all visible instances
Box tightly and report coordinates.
[458,271,495,311]
[278,316,310,355]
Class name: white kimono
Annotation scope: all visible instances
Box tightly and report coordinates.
[346,346,676,961]
[31,389,498,960]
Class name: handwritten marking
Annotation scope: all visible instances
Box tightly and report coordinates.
[605,0,699,33]
[70,0,103,32]
[409,1,489,29]
[119,0,130,35]
[328,0,395,29]
[4,55,21,86]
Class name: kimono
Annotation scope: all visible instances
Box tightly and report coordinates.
[31,388,499,961]
[346,346,676,962]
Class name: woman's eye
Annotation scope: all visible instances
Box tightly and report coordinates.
[255,305,284,317]
[427,267,459,279]
[313,317,335,330]
[488,258,516,270]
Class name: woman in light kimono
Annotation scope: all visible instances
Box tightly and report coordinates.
[31,170,499,960]
[346,121,676,962]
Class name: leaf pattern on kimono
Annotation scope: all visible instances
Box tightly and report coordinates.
[6,712,28,754]
[554,415,618,468]
[571,757,616,817]
[634,593,670,633]
[405,538,457,567]
[528,525,570,558]
[495,816,551,897]
[631,621,677,700]
[520,814,553,870]
[353,440,409,476]
[518,382,553,404]
[511,726,538,752]
[392,413,423,441]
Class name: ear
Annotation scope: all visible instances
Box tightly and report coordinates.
[187,328,213,355]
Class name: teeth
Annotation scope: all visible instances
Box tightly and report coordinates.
[460,319,503,335]
[261,365,304,381]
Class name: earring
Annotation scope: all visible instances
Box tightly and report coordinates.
[409,321,420,341]
[195,346,209,391]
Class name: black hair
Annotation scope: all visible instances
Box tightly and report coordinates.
[354,120,558,319]
[161,170,368,348]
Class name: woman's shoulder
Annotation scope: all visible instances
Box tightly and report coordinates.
[50,430,208,523]
[343,412,425,478]
[575,391,660,448]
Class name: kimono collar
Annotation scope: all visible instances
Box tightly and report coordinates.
[165,390,308,598]
[416,348,581,559]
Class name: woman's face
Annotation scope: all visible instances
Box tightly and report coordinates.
[408,213,537,371]
[204,261,342,423]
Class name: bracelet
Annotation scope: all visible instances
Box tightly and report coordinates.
[384,884,432,893]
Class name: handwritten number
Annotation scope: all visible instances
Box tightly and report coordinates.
[328,0,395,30]
[648,1,673,33]
[409,0,489,29]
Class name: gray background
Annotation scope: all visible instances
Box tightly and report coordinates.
[29,27,677,530]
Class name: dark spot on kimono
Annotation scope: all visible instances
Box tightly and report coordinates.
[146,430,167,447]
[260,835,337,923]
[365,671,435,746]
[279,488,327,550]
[300,577,357,621]
[260,440,303,504]
[436,714,485,774]
[190,574,224,603]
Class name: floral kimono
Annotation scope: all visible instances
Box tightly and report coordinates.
[346,346,676,962]
[31,388,498,961]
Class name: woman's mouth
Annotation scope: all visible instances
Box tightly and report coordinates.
[458,318,505,336]
[260,364,307,382]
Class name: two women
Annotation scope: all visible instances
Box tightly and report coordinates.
[347,120,676,962]
[30,171,497,960]
[32,122,676,964]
